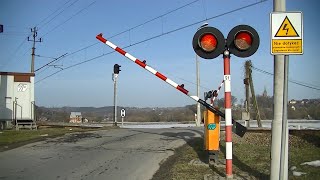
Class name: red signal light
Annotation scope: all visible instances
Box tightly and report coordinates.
[199,34,217,52]
[192,26,225,59]
[234,31,253,50]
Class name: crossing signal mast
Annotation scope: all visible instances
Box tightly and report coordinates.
[192,24,259,179]
[112,64,121,126]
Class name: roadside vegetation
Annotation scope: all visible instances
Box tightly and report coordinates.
[0,127,112,152]
[152,131,320,180]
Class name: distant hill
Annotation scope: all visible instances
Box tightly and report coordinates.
[36,97,320,122]
[36,105,197,122]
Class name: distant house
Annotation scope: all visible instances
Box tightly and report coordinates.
[70,112,82,123]
[289,99,297,104]
[301,99,309,104]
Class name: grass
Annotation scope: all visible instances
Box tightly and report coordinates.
[0,126,114,151]
[152,131,320,180]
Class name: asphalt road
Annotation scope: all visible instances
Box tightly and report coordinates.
[0,127,203,180]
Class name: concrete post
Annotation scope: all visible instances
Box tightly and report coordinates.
[270,0,286,179]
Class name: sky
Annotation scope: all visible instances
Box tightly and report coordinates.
[0,0,319,108]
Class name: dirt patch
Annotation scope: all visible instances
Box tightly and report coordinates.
[48,132,102,143]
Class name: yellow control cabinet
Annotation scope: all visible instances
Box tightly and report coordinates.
[204,109,220,151]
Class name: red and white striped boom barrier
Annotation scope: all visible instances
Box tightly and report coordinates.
[96,33,246,137]
[210,80,224,105]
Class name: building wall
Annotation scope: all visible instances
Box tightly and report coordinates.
[70,116,82,123]
[0,72,35,122]
[0,75,14,120]
[13,77,35,119]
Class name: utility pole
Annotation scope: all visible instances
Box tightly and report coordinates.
[28,27,42,73]
[195,23,208,127]
[244,61,251,127]
[270,0,286,179]
[247,61,262,127]
[196,54,201,127]
[280,55,289,179]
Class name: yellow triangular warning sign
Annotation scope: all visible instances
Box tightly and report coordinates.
[275,16,299,37]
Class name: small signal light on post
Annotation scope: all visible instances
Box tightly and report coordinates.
[227,25,259,58]
[114,64,121,74]
[192,26,225,59]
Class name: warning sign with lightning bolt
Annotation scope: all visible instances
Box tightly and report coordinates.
[271,12,303,55]
[275,16,299,37]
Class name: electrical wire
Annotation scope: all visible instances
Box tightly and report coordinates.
[36,0,74,27]
[251,66,320,91]
[2,0,92,70]
[2,0,76,69]
[165,71,212,91]
[39,0,202,69]
[37,0,80,30]
[36,0,268,83]
[0,32,29,36]
[35,55,57,59]
[201,0,208,20]
[35,53,68,72]
[41,1,96,38]
[109,0,201,39]
[36,52,109,83]
[35,46,213,91]
[0,36,29,69]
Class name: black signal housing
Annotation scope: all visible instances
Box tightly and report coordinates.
[227,25,259,58]
[114,64,121,74]
[192,26,225,59]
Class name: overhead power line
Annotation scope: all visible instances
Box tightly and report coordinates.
[35,53,68,72]
[0,32,29,36]
[37,0,80,30]
[43,0,202,67]
[251,66,320,91]
[1,0,78,70]
[36,0,269,83]
[110,0,201,39]
[41,1,96,38]
[0,36,30,69]
[35,54,57,59]
[36,52,109,83]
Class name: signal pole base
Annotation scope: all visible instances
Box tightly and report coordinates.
[208,151,219,166]
[226,174,234,180]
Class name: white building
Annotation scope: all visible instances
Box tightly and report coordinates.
[0,72,36,129]
[70,112,82,123]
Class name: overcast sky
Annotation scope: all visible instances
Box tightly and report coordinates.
[0,0,319,107]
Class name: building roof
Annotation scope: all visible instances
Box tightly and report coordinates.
[70,112,82,118]
[0,72,35,76]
